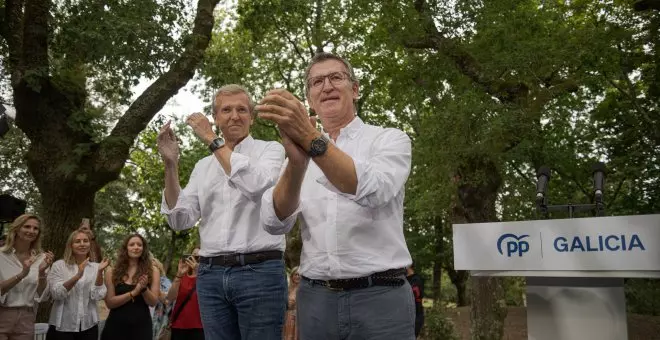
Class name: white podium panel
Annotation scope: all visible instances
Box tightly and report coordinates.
[452,214,660,340]
[526,277,627,340]
[453,214,660,273]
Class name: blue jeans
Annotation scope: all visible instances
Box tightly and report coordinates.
[297,277,416,340]
[196,259,287,340]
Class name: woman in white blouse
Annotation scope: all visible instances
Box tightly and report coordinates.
[0,214,54,340]
[47,229,109,340]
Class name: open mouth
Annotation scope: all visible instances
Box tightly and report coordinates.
[321,96,340,103]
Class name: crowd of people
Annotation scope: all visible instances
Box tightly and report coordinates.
[0,52,426,340]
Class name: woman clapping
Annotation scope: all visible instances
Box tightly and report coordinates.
[47,229,109,340]
[101,234,160,340]
[0,214,54,340]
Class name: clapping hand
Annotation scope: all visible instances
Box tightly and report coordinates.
[157,121,180,164]
[98,258,110,273]
[21,255,37,276]
[76,258,89,276]
[137,274,149,288]
[38,251,54,275]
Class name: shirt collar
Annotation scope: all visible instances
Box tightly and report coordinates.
[234,135,254,153]
[331,116,363,140]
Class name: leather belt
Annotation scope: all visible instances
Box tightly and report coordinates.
[199,250,282,267]
[302,268,407,291]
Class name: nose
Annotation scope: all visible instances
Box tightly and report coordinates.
[230,110,240,120]
[321,77,334,92]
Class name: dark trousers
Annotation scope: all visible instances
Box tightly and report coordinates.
[171,328,204,340]
[46,325,98,340]
[414,314,424,338]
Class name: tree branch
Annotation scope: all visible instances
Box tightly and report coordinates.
[95,0,221,179]
[607,177,626,209]
[553,167,591,199]
[634,0,660,11]
[312,0,323,53]
[406,0,530,104]
[5,0,25,86]
[22,0,49,73]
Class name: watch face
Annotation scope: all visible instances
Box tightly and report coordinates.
[209,138,225,152]
[310,136,328,157]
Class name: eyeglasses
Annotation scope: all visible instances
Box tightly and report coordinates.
[307,71,351,90]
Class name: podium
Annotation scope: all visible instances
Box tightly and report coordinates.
[453,214,660,340]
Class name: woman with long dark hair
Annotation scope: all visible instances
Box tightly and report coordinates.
[46,229,109,340]
[0,214,54,340]
[100,234,160,340]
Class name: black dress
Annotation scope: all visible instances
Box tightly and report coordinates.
[101,283,152,340]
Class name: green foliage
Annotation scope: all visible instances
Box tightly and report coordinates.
[0,122,41,210]
[626,279,660,316]
[421,307,460,340]
[94,114,206,272]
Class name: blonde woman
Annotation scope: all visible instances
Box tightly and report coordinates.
[47,229,109,340]
[0,214,54,340]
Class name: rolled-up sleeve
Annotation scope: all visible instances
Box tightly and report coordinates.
[260,186,301,235]
[317,129,411,208]
[161,161,202,231]
[47,261,70,301]
[91,282,107,301]
[221,142,285,201]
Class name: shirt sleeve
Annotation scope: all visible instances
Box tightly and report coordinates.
[161,160,203,231]
[34,257,50,303]
[89,263,106,301]
[0,255,11,304]
[317,129,412,208]
[47,260,70,301]
[220,142,285,201]
[260,160,302,235]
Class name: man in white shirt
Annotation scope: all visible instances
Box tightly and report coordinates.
[158,84,287,340]
[257,53,416,339]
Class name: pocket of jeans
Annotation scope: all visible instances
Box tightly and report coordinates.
[197,263,210,276]
[246,259,284,274]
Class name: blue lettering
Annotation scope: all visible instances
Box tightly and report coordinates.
[605,235,619,251]
[571,237,585,252]
[586,236,599,252]
[554,237,568,252]
[629,234,646,251]
[552,234,645,253]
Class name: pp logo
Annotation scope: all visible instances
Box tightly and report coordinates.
[497,234,530,257]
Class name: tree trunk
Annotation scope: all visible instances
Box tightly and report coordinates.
[451,156,506,340]
[470,276,507,340]
[447,268,470,307]
[455,274,468,307]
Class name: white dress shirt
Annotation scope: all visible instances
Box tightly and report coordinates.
[47,260,106,332]
[261,117,413,280]
[0,249,49,307]
[162,135,286,257]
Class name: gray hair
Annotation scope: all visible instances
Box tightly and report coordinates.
[211,84,256,118]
